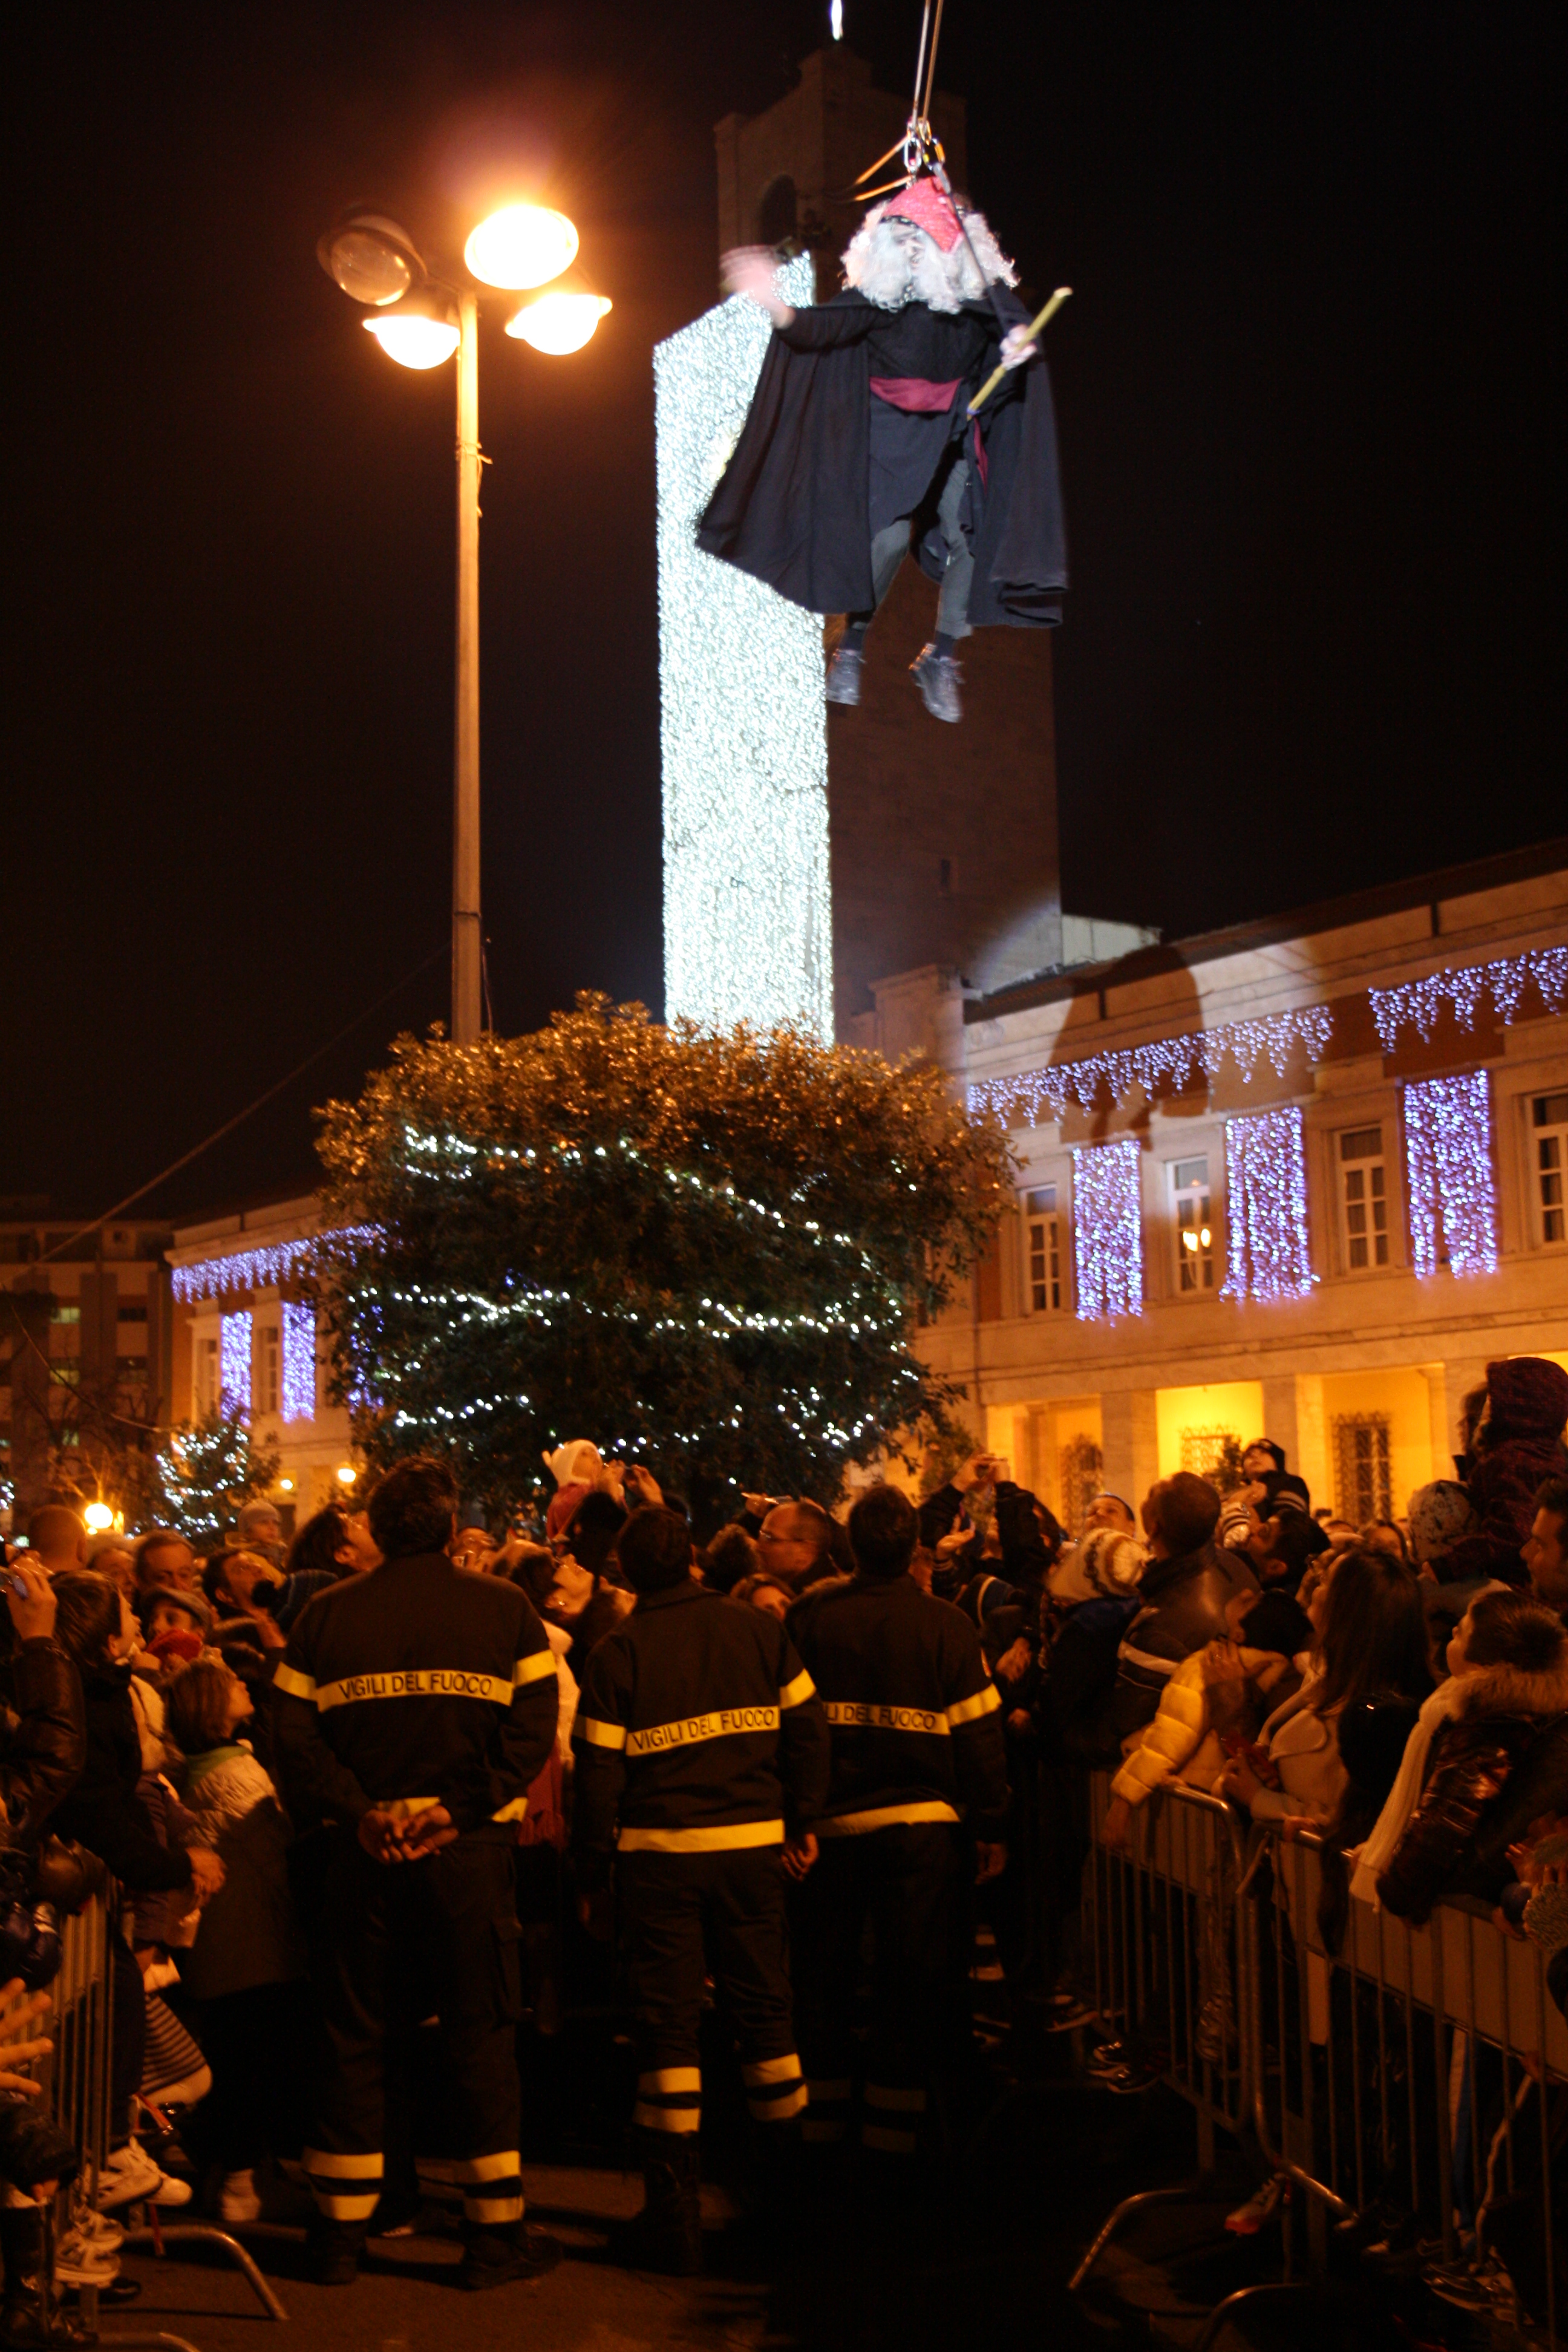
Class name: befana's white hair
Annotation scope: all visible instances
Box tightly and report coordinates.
[841,197,1018,314]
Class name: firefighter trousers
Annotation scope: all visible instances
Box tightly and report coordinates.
[617,1847,805,2138]
[792,1821,967,2154]
[303,1830,524,2236]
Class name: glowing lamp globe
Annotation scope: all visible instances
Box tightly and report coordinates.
[363,308,460,369]
[336,1464,358,1486]
[506,290,612,355]
[83,1503,115,1534]
[464,204,578,290]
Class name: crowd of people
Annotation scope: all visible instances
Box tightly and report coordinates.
[0,1351,1564,2337]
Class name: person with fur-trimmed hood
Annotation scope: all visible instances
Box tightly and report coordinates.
[1358,1589,1568,1923]
[701,177,1066,724]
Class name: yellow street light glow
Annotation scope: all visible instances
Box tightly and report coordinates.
[336,1464,358,1486]
[278,1477,295,1494]
[83,1503,114,1533]
[363,313,460,369]
[506,290,612,355]
[465,204,578,290]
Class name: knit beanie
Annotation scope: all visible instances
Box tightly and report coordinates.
[1049,1525,1146,1605]
[1408,1478,1478,1565]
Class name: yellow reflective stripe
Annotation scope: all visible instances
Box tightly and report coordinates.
[304,2147,384,2178]
[617,1819,785,1854]
[312,2189,382,2220]
[273,1662,316,1702]
[639,2067,702,2095]
[627,1705,779,1758]
[490,1796,529,1823]
[316,1668,515,1711]
[779,1668,815,1710]
[449,2151,520,2183]
[577,1716,628,1750]
[465,2194,525,2223]
[817,1802,959,1838]
[742,2054,802,2088]
[863,2124,917,2155]
[632,2101,701,2133]
[514,1649,557,1687]
[822,1700,949,1737]
[749,2083,808,2120]
[865,2083,926,2112]
[946,1684,1002,1728]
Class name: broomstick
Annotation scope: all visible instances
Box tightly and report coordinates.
[967,286,1073,416]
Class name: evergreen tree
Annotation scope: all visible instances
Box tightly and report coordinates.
[152,1408,280,1544]
[310,996,1010,1511]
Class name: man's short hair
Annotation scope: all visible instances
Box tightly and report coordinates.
[365,1456,458,1560]
[25,1504,86,1562]
[616,1508,694,1594]
[848,1485,918,1580]
[1535,1474,1568,1526]
[133,1529,188,1581]
[1148,1473,1222,1559]
[766,1501,834,1561]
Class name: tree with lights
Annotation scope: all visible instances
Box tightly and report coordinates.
[310,996,1011,1513]
[152,1409,280,1545]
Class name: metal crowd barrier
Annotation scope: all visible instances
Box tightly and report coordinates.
[1071,1775,1566,2349]
[31,1887,287,2346]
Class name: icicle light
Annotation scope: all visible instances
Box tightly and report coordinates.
[971,1005,1333,1126]
[1071,1138,1143,1321]
[1404,1071,1499,1277]
[1371,948,1567,1050]
[1220,1108,1315,1304]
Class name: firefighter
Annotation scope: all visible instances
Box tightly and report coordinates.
[572,1506,829,2274]
[273,1455,560,2290]
[786,1483,1008,2163]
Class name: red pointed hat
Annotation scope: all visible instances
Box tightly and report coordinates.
[884,174,962,252]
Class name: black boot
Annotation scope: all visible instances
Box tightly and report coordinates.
[457,2223,562,2293]
[0,2207,96,2350]
[304,2217,367,2287]
[612,2129,702,2276]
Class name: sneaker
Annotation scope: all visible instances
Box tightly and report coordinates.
[53,2227,120,2289]
[217,2169,261,2225]
[910,644,962,722]
[1423,2258,1518,2316]
[96,2143,163,2209]
[1226,2177,1286,2235]
[68,2209,123,2252]
[149,2172,193,2208]
[825,645,863,706]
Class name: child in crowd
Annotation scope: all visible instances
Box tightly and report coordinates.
[1355,1590,1568,1921]
[163,1653,310,2224]
[1102,1590,1310,1846]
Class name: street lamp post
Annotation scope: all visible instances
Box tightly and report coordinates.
[316,206,612,1045]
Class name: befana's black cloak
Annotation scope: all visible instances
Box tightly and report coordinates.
[696,287,1067,627]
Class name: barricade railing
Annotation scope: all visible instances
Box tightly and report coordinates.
[1071,1779,1566,2349]
[30,1885,287,2344]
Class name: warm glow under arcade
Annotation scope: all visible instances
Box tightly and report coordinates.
[463,204,578,290]
[362,313,462,370]
[506,291,612,355]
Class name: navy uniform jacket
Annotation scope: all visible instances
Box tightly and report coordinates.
[572,1581,830,1875]
[273,1552,558,1838]
[787,1572,1009,1838]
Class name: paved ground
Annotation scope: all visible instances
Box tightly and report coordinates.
[93,2071,1204,2352]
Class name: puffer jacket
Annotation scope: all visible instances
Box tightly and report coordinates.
[1111,1644,1298,1808]
[1111,1543,1259,1742]
[1439,1356,1568,1589]
[1377,1652,1568,1922]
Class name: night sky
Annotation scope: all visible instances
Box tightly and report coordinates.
[8,1,1559,1225]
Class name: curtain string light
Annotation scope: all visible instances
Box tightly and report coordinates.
[1404,1071,1499,1277]
[1219,1106,1315,1304]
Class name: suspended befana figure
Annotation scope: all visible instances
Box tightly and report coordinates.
[698,174,1067,725]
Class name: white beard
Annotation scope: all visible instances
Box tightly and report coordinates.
[841,199,1018,315]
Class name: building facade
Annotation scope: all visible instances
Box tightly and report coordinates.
[166,1197,358,1531]
[853,842,1568,1528]
[0,1206,174,1527]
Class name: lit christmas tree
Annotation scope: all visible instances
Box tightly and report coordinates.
[152,1409,280,1545]
[310,996,1010,1512]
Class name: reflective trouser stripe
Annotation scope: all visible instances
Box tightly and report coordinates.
[741,2054,802,2088]
[304,2146,382,2223]
[748,2083,807,2122]
[632,2102,701,2134]
[864,2083,927,2112]
[639,2067,702,2095]
[862,2123,918,2155]
[465,2191,525,2224]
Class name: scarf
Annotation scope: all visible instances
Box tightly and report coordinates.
[1350,1679,1468,1908]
